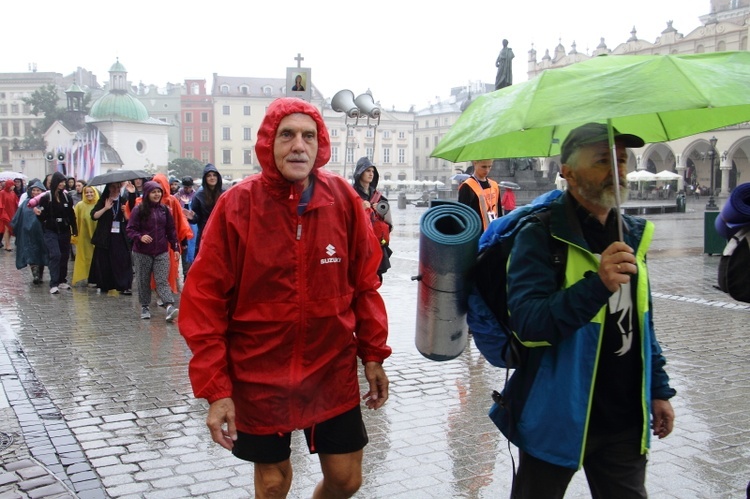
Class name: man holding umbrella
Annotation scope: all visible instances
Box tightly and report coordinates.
[500,123,676,498]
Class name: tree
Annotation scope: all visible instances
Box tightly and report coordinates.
[168,158,205,180]
[20,84,92,150]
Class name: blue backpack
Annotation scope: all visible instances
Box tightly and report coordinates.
[467,189,566,368]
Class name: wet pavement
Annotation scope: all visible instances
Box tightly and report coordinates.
[1,196,749,498]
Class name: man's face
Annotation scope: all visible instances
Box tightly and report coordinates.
[134,178,143,188]
[170,182,180,194]
[183,184,193,194]
[273,113,318,185]
[563,140,629,209]
[473,160,493,180]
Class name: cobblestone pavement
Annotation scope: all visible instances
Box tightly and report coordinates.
[1,199,749,498]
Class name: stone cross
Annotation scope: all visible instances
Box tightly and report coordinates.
[294,53,304,68]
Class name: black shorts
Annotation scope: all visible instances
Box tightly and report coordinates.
[232,405,368,464]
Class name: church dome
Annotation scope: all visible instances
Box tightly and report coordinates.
[89,91,149,122]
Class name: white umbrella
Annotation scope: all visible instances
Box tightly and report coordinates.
[0,171,27,181]
[653,169,682,180]
[626,170,657,182]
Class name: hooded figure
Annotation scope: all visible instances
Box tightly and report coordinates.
[125,173,193,293]
[178,98,390,495]
[10,180,48,283]
[353,157,393,279]
[28,171,78,292]
[189,163,226,258]
[0,179,19,250]
[71,184,100,285]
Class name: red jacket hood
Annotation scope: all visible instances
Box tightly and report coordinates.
[255,98,331,196]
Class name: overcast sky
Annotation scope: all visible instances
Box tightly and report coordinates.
[5,0,710,110]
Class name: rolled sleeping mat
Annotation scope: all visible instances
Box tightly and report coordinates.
[415,201,483,361]
[715,182,750,239]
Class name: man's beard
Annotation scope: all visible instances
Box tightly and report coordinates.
[576,177,628,209]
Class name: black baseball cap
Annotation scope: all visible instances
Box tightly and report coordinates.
[560,123,644,164]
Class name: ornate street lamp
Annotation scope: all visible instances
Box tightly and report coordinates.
[706,136,718,210]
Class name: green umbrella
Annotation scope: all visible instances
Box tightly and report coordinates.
[432,51,750,162]
[431,51,750,238]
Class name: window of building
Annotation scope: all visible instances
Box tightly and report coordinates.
[415,157,420,168]
[366,147,373,159]
[415,137,419,148]
[262,86,272,96]
[331,146,338,163]
[0,104,6,115]
[398,131,405,139]
[201,112,209,122]
[222,127,231,140]
[434,119,439,127]
[191,83,200,95]
[425,120,429,127]
[184,129,193,142]
[243,149,253,164]
[1,123,7,136]
[243,127,252,141]
[185,112,193,123]
[12,122,20,136]
[223,105,230,115]
[347,128,354,137]
[346,148,355,164]
[201,129,209,142]
[11,104,19,115]
[330,128,338,137]
[244,105,251,115]
[185,150,194,159]
[382,130,390,139]
[398,148,405,163]
[366,129,374,138]
[383,148,391,163]
[222,149,231,164]
[23,104,31,114]
[221,85,230,95]
[240,86,249,95]
[201,150,210,163]
[1,146,8,162]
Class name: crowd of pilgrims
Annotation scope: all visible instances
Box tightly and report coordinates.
[0,164,226,310]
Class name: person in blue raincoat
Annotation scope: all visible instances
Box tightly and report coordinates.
[10,180,49,284]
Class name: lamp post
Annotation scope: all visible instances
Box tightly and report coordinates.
[706,136,718,210]
[330,89,381,180]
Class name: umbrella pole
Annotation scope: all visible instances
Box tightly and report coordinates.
[607,119,625,241]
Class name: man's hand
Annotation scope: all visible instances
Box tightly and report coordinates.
[652,399,675,439]
[363,361,389,410]
[599,241,637,292]
[206,397,237,450]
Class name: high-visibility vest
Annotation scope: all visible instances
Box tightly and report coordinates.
[465,177,499,231]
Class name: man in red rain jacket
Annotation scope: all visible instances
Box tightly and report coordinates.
[179,97,391,498]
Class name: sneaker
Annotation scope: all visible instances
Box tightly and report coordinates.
[58,283,71,290]
[49,287,59,294]
[165,305,179,323]
[121,289,132,295]
[140,306,151,320]
[156,299,164,307]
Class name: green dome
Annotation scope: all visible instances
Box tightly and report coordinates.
[110,60,127,73]
[89,92,149,122]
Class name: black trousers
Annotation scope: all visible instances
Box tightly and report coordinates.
[512,427,647,499]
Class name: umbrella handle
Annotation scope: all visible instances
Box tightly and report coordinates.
[608,120,625,242]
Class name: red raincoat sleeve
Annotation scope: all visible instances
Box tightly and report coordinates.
[345,185,392,364]
[177,193,238,403]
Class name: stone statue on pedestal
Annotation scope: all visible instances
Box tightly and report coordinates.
[495,39,514,90]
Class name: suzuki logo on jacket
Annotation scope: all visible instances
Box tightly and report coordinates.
[321,244,342,264]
